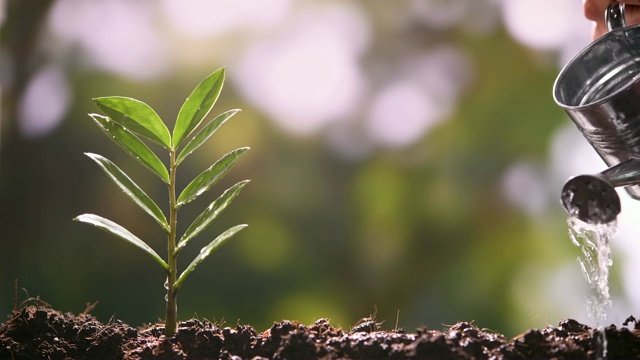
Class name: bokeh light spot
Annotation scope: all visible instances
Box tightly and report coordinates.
[500,0,575,50]
[366,80,447,147]
[18,66,70,139]
[49,0,169,80]
[161,0,291,38]
[233,4,368,136]
[500,160,547,217]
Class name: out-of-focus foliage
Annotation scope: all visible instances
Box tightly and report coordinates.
[2,0,634,338]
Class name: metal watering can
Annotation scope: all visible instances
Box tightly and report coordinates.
[555,3,640,224]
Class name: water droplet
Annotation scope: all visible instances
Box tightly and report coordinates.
[165,294,168,302]
[164,277,169,290]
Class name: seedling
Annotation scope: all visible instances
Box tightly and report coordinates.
[74,68,248,337]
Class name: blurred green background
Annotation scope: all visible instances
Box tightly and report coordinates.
[3,0,638,338]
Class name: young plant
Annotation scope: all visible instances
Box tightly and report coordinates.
[74,68,249,337]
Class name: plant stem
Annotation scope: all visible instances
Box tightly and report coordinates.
[165,149,178,337]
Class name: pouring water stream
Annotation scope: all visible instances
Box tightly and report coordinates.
[561,169,626,359]
[566,215,617,358]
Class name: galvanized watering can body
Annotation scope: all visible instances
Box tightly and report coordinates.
[555,4,640,200]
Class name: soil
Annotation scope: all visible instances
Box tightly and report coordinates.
[2,306,640,359]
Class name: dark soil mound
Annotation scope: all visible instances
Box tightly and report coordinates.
[2,306,640,359]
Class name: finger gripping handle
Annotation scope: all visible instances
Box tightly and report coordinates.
[607,3,627,31]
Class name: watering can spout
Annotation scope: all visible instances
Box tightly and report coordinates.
[561,158,640,224]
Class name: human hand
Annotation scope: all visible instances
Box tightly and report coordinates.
[584,0,640,39]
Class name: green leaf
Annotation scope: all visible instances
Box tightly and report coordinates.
[85,153,169,233]
[94,96,171,149]
[176,109,240,166]
[173,224,247,291]
[177,180,249,253]
[89,114,169,184]
[176,147,249,208]
[74,214,169,273]
[173,68,225,148]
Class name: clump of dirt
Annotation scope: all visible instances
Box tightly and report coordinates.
[2,306,640,359]
[0,306,137,359]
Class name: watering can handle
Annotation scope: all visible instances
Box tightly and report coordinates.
[606,3,626,31]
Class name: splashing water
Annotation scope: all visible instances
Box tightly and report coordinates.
[567,216,617,358]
